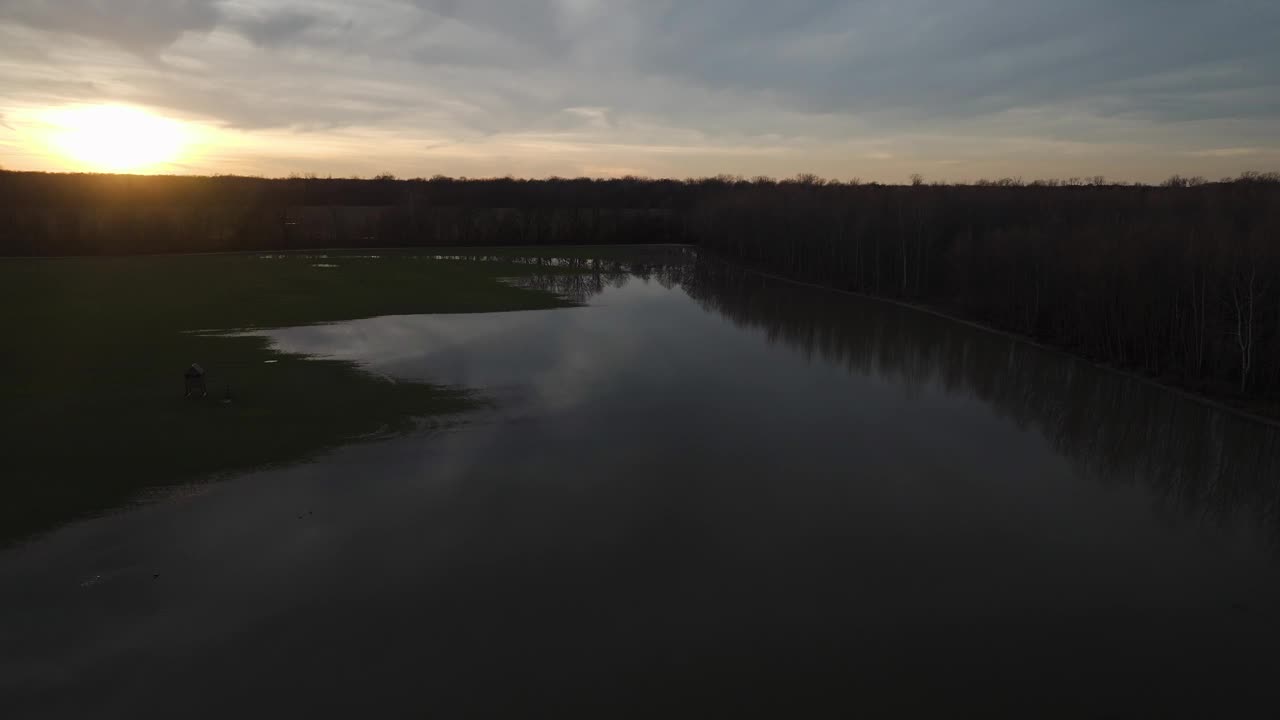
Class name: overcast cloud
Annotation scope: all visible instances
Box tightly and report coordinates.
[0,0,1277,179]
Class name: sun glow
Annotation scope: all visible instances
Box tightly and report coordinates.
[44,105,191,172]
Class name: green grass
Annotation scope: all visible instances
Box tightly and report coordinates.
[0,251,597,545]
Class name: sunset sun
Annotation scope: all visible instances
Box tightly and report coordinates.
[44,105,190,172]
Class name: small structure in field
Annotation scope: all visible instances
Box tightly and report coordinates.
[184,363,207,397]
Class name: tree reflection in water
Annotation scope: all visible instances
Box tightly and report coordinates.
[512,251,1280,548]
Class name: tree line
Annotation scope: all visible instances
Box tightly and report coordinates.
[2,169,1279,405]
[0,172,689,254]
[689,173,1280,406]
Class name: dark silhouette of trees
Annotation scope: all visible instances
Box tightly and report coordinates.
[689,173,1280,410]
[0,172,692,255]
[2,169,1279,407]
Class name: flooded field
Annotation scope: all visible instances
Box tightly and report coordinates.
[4,249,1280,717]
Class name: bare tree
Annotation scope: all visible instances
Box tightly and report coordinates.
[1229,259,1264,393]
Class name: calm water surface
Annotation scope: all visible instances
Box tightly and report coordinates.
[5,258,1280,717]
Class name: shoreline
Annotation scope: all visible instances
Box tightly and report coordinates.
[711,254,1280,431]
[10,242,1276,430]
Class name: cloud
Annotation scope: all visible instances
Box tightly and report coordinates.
[234,8,319,48]
[0,0,220,54]
[1186,147,1279,159]
[629,0,1280,125]
[0,0,1277,179]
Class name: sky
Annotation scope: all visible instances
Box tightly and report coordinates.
[0,0,1278,182]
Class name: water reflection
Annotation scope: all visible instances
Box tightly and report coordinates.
[509,255,1280,546]
[501,252,694,303]
[10,251,1280,716]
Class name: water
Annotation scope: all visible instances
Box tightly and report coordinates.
[4,258,1280,717]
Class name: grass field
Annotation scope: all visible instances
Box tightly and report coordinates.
[0,249,616,545]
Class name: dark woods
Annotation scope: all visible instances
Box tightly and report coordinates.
[0,172,688,254]
[691,173,1280,406]
[3,169,1279,404]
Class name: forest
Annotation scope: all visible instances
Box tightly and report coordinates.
[2,169,1279,408]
